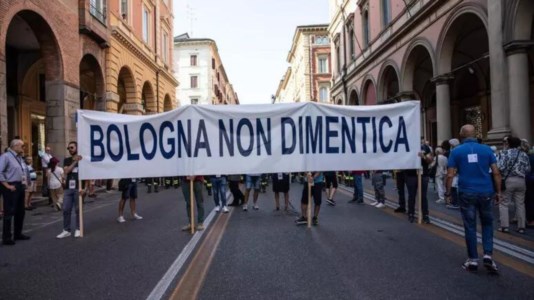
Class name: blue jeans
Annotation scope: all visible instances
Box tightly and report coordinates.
[459,192,494,259]
[353,175,363,201]
[63,189,80,231]
[182,180,205,223]
[211,177,227,207]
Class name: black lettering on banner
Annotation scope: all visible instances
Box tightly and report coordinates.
[379,116,393,153]
[325,116,339,154]
[140,123,157,159]
[357,117,370,153]
[194,120,211,157]
[124,124,140,161]
[256,118,272,156]
[341,117,356,153]
[107,124,124,161]
[281,117,296,155]
[160,121,175,159]
[177,120,192,157]
[237,118,253,157]
[219,119,234,157]
[394,116,410,152]
[305,116,323,154]
[90,125,105,162]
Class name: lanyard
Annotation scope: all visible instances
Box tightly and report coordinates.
[9,151,24,172]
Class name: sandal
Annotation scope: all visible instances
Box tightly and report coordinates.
[517,228,525,234]
[498,227,510,233]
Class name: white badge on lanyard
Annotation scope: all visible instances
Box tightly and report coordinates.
[69,180,76,189]
[277,173,283,180]
[132,178,137,183]
[73,167,79,173]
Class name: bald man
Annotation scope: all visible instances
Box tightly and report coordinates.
[446,124,501,274]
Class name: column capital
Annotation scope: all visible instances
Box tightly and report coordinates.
[504,40,534,56]
[394,91,416,101]
[431,74,454,85]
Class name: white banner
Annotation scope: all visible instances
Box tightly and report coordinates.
[77,101,421,179]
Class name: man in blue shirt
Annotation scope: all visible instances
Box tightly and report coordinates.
[446,124,502,274]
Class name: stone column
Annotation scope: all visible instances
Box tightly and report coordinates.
[506,45,531,140]
[487,0,511,141]
[46,81,79,158]
[0,57,7,151]
[432,75,453,143]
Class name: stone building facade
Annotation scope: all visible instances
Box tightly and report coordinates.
[174,34,239,105]
[328,0,534,146]
[0,0,177,165]
[275,25,332,103]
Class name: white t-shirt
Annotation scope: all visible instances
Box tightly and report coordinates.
[48,168,64,189]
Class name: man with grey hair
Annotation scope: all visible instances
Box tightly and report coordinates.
[434,147,448,204]
[0,139,31,245]
[446,125,501,273]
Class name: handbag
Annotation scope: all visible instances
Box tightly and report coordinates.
[501,150,521,192]
[50,169,65,189]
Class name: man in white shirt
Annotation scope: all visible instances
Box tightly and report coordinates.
[39,146,53,199]
[435,147,448,203]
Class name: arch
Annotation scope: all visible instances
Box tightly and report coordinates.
[348,88,360,105]
[361,76,377,105]
[504,0,534,41]
[436,3,488,74]
[80,54,105,111]
[4,10,63,81]
[163,94,173,112]
[377,60,400,103]
[141,81,156,114]
[400,38,437,92]
[117,66,136,113]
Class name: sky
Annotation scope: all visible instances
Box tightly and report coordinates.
[173,0,330,104]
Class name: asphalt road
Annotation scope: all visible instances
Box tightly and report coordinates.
[1,180,533,300]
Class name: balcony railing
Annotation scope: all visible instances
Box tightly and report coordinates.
[90,2,106,24]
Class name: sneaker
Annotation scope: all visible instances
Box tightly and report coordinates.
[312,217,318,226]
[222,206,229,213]
[423,216,431,224]
[375,203,385,208]
[181,224,192,231]
[196,224,205,231]
[117,216,126,223]
[446,204,460,209]
[253,205,259,210]
[55,203,62,211]
[394,207,406,213]
[326,199,335,206]
[56,230,71,239]
[462,259,478,272]
[133,213,143,220]
[295,216,307,225]
[215,206,221,212]
[242,205,248,212]
[348,199,357,203]
[369,201,379,206]
[483,256,499,274]
[74,230,81,238]
[435,199,445,204]
[408,214,415,223]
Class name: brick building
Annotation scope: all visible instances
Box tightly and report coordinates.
[0,0,177,166]
[275,25,332,104]
[329,0,534,145]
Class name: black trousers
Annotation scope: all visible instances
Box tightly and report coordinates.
[229,180,244,204]
[396,172,406,208]
[406,175,429,216]
[2,182,26,241]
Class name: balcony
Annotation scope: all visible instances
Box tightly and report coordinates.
[79,0,109,47]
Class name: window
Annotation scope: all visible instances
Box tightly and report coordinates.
[190,76,198,88]
[335,43,341,74]
[318,56,328,74]
[382,0,391,28]
[348,26,355,60]
[142,6,150,43]
[120,0,128,20]
[191,98,199,105]
[90,0,106,23]
[190,55,197,66]
[162,31,169,63]
[212,58,215,69]
[363,10,370,47]
[314,36,330,45]
[319,86,329,103]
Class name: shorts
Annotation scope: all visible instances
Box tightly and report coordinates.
[301,182,323,206]
[272,173,290,193]
[121,182,138,200]
[26,181,37,193]
[245,175,261,190]
[324,172,338,189]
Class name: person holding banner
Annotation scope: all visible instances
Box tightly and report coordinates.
[227,175,244,207]
[57,142,82,239]
[405,144,433,224]
[116,178,143,223]
[210,175,229,213]
[271,173,290,211]
[348,171,365,204]
[295,172,324,226]
[446,124,501,273]
[243,174,262,211]
[324,171,338,206]
[181,176,205,231]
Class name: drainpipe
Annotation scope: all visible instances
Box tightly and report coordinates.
[154,6,160,112]
[156,71,160,112]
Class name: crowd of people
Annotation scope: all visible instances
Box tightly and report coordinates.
[1,124,534,275]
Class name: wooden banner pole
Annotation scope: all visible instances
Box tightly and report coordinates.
[79,179,84,237]
[307,173,312,229]
[417,170,422,224]
[190,178,195,234]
